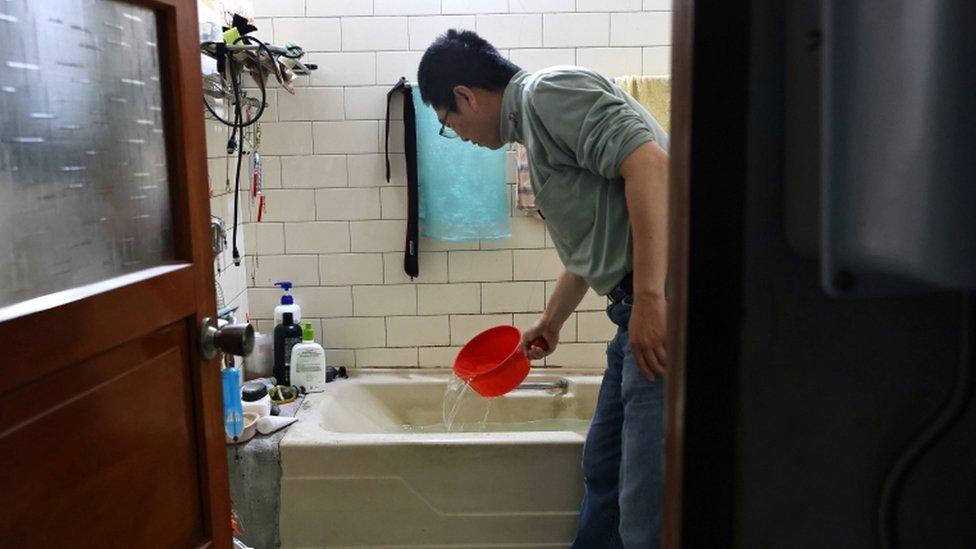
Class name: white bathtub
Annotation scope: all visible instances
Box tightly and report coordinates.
[278,369,601,548]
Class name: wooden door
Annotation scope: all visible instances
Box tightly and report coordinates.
[0,0,231,546]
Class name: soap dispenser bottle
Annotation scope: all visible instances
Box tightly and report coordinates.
[273,281,301,326]
[274,312,303,386]
[290,322,327,393]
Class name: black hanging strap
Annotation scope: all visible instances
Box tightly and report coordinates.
[215,42,227,76]
[385,77,420,279]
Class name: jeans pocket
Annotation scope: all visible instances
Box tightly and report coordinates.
[606,299,633,330]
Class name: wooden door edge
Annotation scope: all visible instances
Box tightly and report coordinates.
[664,0,694,547]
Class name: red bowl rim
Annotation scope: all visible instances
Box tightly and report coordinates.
[453,325,523,379]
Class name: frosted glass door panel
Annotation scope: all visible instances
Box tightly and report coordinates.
[0,0,173,308]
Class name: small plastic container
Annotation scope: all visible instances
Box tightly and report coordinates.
[454,325,546,397]
[241,381,272,418]
[243,332,273,380]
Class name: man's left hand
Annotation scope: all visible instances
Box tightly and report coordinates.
[628,293,668,381]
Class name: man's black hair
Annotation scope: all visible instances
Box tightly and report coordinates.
[417,29,522,112]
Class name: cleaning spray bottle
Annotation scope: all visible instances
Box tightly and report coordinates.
[273,281,301,326]
[290,322,327,393]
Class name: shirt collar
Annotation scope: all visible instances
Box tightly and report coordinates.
[500,70,530,144]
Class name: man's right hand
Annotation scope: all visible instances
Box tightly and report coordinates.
[521,318,559,360]
[521,270,589,361]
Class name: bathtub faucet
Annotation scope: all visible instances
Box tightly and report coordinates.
[516,378,569,394]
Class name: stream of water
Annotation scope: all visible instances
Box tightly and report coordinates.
[441,375,481,432]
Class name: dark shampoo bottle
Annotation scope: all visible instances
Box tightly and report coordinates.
[273,312,303,386]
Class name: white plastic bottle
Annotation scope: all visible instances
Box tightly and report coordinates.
[290,322,327,393]
[273,281,301,326]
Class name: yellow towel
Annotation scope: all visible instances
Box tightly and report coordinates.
[615,75,670,133]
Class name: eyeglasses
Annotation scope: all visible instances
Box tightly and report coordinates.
[437,112,458,139]
[269,384,300,404]
[439,125,459,139]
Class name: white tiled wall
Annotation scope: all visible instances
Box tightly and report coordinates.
[206,118,251,326]
[242,0,672,369]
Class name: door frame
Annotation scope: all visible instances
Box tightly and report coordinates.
[665,0,751,547]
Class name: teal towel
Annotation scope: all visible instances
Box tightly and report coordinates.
[412,87,510,241]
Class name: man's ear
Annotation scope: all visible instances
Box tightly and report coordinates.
[453,85,479,112]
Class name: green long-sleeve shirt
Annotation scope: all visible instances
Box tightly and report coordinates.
[499,67,670,295]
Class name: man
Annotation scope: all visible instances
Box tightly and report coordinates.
[418,30,669,547]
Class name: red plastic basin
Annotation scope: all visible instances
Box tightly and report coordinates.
[454,325,545,397]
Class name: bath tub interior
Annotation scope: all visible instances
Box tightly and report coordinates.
[304,370,601,434]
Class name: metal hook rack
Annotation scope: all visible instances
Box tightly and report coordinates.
[200,41,318,78]
[201,39,317,123]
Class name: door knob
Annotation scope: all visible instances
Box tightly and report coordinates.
[200,317,254,360]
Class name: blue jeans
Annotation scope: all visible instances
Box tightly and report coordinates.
[571,297,665,548]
